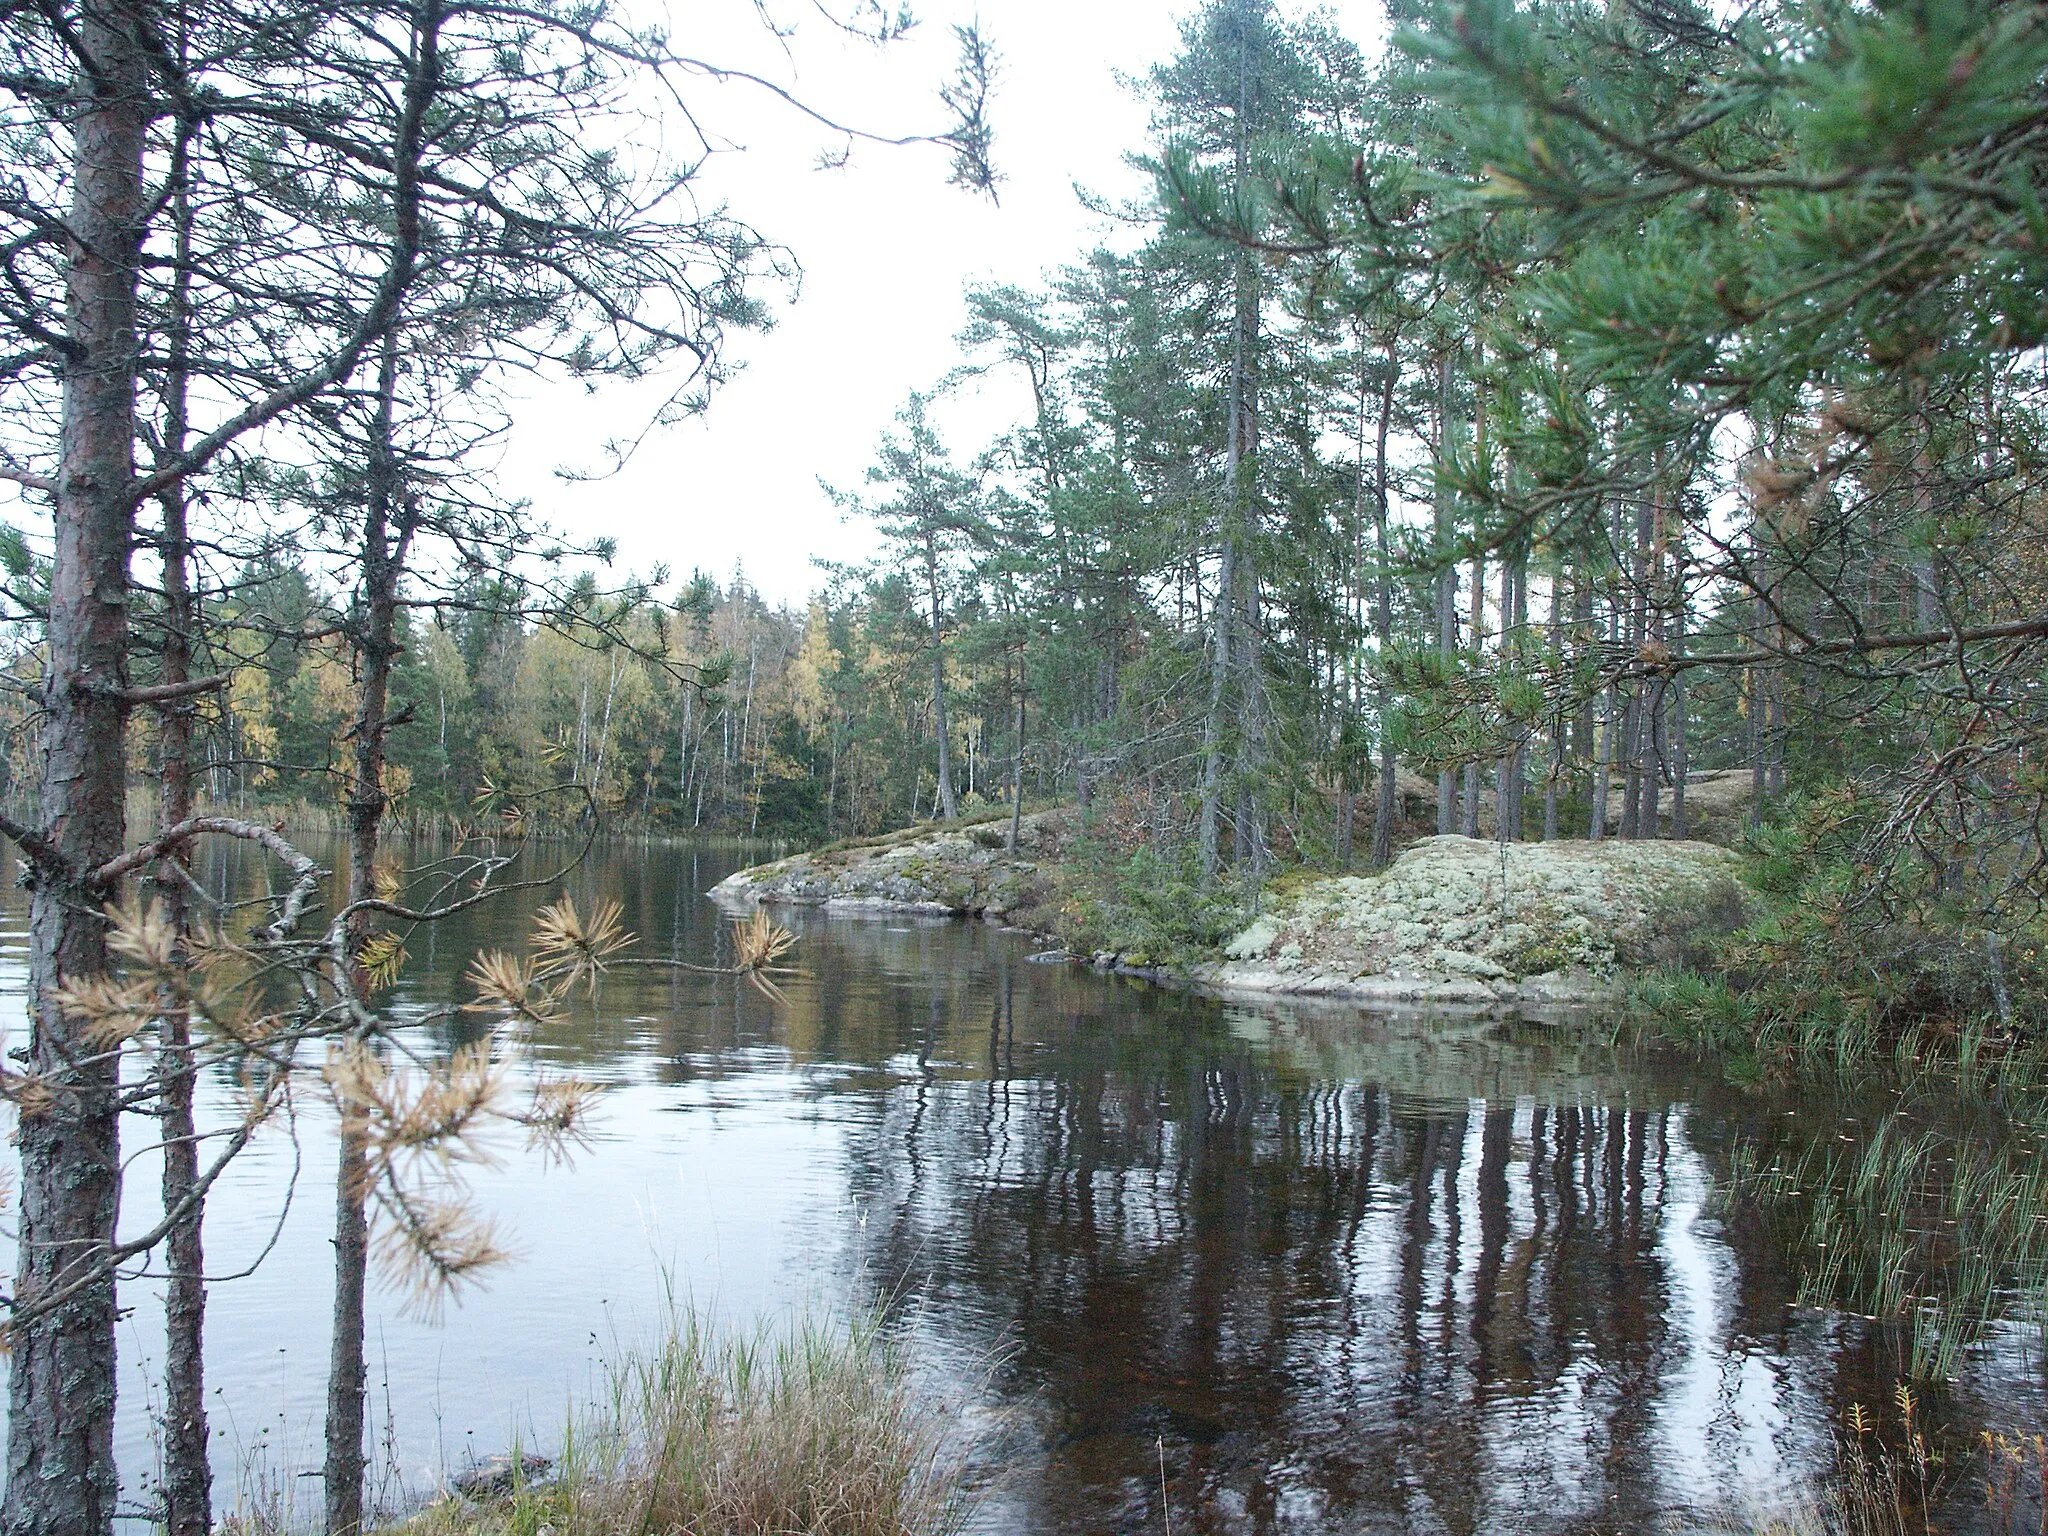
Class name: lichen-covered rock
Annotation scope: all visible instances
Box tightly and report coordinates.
[709,810,1070,919]
[1198,834,1755,1006]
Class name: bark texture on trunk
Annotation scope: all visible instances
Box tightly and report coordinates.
[155,542,210,1536]
[1542,567,1564,842]
[1201,290,1258,879]
[925,538,957,821]
[1199,22,1262,886]
[1006,692,1025,853]
[1198,535,1236,881]
[1496,547,1527,844]
[1460,552,1483,839]
[1433,354,1457,838]
[325,341,417,1536]
[153,121,211,1536]
[5,8,148,1534]
[1370,359,1398,871]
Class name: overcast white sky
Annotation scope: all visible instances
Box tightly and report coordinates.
[497,0,1381,607]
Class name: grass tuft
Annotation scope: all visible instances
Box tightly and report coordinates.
[391,1309,965,1536]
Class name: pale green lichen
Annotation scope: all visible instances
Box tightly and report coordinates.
[711,812,1066,919]
[1217,835,1756,1001]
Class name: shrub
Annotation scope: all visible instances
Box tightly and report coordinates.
[1053,840,1245,967]
[1634,788,2047,1071]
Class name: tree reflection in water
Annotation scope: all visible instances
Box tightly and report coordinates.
[12,839,2032,1534]
[779,931,2011,1535]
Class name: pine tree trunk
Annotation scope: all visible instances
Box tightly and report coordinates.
[1006,692,1025,854]
[1370,355,1398,871]
[1543,568,1564,842]
[1200,272,1257,878]
[1433,352,1458,837]
[1669,538,1691,843]
[4,7,147,1532]
[153,114,211,1536]
[1670,652,1689,841]
[1572,567,1596,835]
[1621,488,1650,838]
[1497,548,1527,843]
[1641,474,1666,837]
[1591,591,1620,843]
[1200,540,1236,881]
[1460,551,1483,838]
[326,339,416,1536]
[1202,0,1266,884]
[926,538,957,821]
[1237,575,1267,881]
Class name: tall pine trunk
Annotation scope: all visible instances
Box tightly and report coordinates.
[1572,565,1596,836]
[1433,353,1458,836]
[1006,692,1025,853]
[153,111,211,1536]
[1236,573,1267,880]
[1620,488,1647,838]
[1639,473,1666,837]
[925,537,957,821]
[325,339,417,1536]
[1591,593,1619,842]
[1198,536,1237,881]
[1460,550,1483,838]
[1200,256,1257,879]
[1370,353,1398,870]
[1200,0,1268,884]
[1670,609,1689,841]
[1496,547,1527,844]
[4,7,148,1533]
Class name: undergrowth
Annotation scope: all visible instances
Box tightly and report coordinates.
[1051,839,1245,968]
[1630,789,2047,1078]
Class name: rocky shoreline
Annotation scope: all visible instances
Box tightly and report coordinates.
[710,808,1758,1009]
[708,809,1069,923]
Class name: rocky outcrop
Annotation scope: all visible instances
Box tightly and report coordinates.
[710,810,1072,920]
[717,816,1758,1009]
[1602,767,1758,846]
[1193,834,1755,1007]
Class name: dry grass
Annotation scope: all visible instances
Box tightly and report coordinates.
[1695,1391,2048,1536]
[393,1309,966,1536]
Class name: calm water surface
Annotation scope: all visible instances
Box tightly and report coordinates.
[0,838,2038,1533]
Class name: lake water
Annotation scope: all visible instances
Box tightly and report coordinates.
[0,836,2038,1533]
